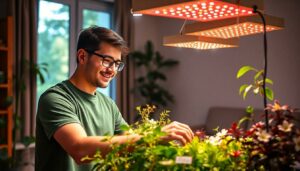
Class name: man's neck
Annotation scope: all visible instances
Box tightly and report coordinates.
[69,70,96,95]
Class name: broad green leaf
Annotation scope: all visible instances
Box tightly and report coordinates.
[265,87,274,100]
[239,84,248,95]
[265,78,273,85]
[236,66,256,78]
[254,70,264,80]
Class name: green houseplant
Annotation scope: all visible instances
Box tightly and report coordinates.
[237,65,274,101]
[130,41,179,108]
[236,65,300,170]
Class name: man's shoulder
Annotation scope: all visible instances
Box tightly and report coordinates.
[37,80,77,116]
[96,91,115,104]
[39,80,71,101]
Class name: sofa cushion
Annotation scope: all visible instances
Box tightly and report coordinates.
[205,107,250,135]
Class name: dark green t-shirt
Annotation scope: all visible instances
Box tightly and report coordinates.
[35,80,127,171]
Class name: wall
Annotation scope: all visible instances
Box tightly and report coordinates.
[133,0,300,127]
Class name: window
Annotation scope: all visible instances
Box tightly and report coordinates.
[78,1,115,99]
[37,1,70,99]
[37,0,115,100]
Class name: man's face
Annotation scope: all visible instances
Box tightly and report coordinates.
[84,42,122,88]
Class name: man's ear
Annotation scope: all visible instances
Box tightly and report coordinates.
[77,49,86,64]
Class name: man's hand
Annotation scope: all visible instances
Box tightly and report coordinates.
[161,121,194,145]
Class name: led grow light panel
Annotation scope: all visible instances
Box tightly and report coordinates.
[132,0,264,22]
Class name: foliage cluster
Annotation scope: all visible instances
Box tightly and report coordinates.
[83,105,247,171]
[243,101,300,170]
[85,102,300,171]
[237,65,274,101]
[131,41,179,107]
[83,64,300,171]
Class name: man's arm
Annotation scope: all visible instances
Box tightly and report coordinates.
[53,123,140,164]
[54,121,194,165]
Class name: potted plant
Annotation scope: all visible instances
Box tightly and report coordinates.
[130,41,179,118]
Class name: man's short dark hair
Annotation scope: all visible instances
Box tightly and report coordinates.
[76,26,128,62]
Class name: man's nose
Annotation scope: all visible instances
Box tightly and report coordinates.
[106,63,117,72]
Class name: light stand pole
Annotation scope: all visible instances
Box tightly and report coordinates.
[253,5,269,132]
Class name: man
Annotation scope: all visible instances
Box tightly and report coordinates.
[35,26,194,171]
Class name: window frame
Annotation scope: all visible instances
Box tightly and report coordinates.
[77,0,115,100]
[38,0,116,99]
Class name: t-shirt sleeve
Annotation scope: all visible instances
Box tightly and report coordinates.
[37,91,80,140]
[110,100,128,135]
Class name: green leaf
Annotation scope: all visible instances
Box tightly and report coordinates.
[239,84,248,95]
[120,124,130,131]
[153,126,162,134]
[155,52,163,65]
[213,126,219,132]
[265,78,273,85]
[265,87,274,100]
[236,66,256,78]
[130,51,147,66]
[246,106,254,114]
[136,77,145,83]
[145,41,154,62]
[21,136,35,147]
[147,71,167,81]
[243,85,253,99]
[159,59,179,68]
[237,117,250,128]
[37,70,45,84]
[254,70,264,80]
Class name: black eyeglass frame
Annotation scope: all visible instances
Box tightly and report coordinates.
[84,49,125,71]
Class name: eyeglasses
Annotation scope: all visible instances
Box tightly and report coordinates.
[85,49,125,71]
